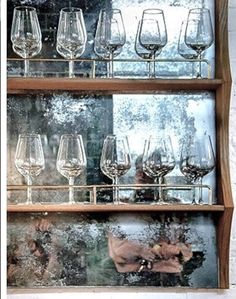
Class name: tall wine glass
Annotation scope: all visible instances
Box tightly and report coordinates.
[135,20,161,78]
[56,134,87,204]
[56,7,87,78]
[15,134,45,204]
[11,6,42,77]
[94,9,122,78]
[142,136,175,203]
[180,134,215,204]
[102,9,126,78]
[185,8,214,78]
[100,135,131,204]
[139,9,167,78]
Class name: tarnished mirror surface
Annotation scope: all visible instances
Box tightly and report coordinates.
[7,92,216,204]
[7,0,215,78]
[7,212,218,288]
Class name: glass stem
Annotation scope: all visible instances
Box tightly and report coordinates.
[106,61,111,78]
[69,60,75,78]
[198,177,203,204]
[158,176,164,203]
[149,52,156,78]
[113,176,119,204]
[153,177,158,202]
[24,59,29,77]
[197,52,202,79]
[26,176,32,205]
[109,53,114,78]
[69,177,75,204]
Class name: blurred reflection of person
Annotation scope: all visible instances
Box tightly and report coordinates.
[107,213,194,286]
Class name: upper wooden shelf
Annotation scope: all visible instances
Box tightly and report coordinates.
[7,203,225,213]
[7,78,223,94]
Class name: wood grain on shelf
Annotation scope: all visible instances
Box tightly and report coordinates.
[7,78,222,94]
[215,0,234,289]
[7,204,225,213]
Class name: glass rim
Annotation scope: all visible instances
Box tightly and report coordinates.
[18,134,41,138]
[60,134,83,138]
[188,8,211,13]
[60,7,83,13]
[143,9,164,14]
[13,6,37,12]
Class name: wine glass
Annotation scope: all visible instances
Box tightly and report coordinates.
[180,134,215,204]
[10,6,42,77]
[56,134,87,204]
[178,21,198,59]
[94,9,122,78]
[15,134,45,204]
[56,7,87,78]
[99,9,126,78]
[142,136,175,203]
[139,9,167,78]
[135,20,161,78]
[185,8,214,78]
[100,135,131,204]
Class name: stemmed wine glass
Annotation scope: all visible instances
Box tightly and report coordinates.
[139,9,167,78]
[56,134,87,204]
[15,134,45,204]
[56,7,87,78]
[94,9,122,78]
[178,21,198,59]
[142,136,175,203]
[180,134,215,204]
[97,9,126,78]
[11,6,42,77]
[185,8,214,78]
[100,135,131,204]
[135,20,161,78]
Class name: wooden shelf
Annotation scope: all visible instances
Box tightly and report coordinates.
[7,203,225,213]
[7,77,223,94]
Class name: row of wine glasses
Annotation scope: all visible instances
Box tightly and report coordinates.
[15,134,87,204]
[11,6,213,78]
[14,133,215,205]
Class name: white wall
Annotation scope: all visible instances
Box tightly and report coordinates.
[7,1,236,298]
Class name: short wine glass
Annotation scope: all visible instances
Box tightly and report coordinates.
[15,134,45,204]
[56,134,87,204]
[180,134,215,204]
[142,136,175,203]
[56,7,87,78]
[100,135,131,204]
[94,9,122,78]
[11,6,42,77]
[135,20,161,78]
[185,8,214,78]
[139,9,167,78]
[178,20,198,60]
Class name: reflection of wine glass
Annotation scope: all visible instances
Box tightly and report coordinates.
[11,6,42,77]
[100,135,131,204]
[139,9,167,78]
[142,136,175,203]
[180,134,215,204]
[185,8,214,78]
[94,9,122,78]
[56,134,87,204]
[178,21,198,59]
[56,7,87,78]
[135,20,161,78]
[15,134,45,204]
[100,9,126,78]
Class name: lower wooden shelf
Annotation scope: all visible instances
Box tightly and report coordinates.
[7,203,225,213]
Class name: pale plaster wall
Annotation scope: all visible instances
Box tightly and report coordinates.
[7,0,236,298]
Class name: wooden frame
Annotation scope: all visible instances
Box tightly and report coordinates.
[7,0,233,289]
